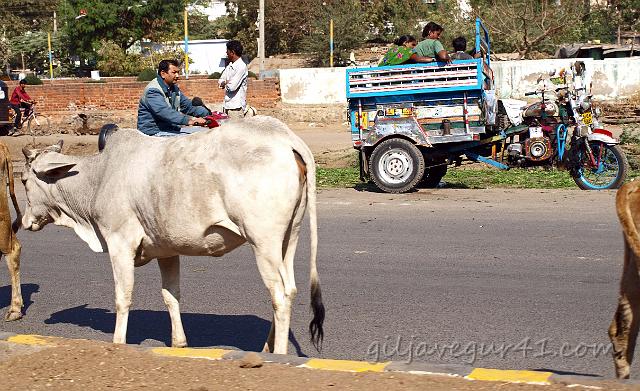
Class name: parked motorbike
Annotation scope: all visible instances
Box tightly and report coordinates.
[498,62,628,190]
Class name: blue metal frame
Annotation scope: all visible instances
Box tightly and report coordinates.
[475,17,491,67]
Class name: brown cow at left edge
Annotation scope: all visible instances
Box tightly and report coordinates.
[0,141,22,321]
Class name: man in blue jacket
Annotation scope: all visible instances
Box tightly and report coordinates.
[137,59,209,136]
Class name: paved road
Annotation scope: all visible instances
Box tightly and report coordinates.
[0,186,625,378]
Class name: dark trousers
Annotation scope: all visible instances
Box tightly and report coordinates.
[9,102,32,128]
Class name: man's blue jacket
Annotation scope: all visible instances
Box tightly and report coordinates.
[137,76,209,135]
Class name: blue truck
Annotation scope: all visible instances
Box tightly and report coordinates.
[346,19,529,193]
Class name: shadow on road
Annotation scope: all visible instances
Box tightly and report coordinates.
[44,304,307,356]
[0,283,39,316]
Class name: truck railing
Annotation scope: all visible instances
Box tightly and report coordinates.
[346,59,486,99]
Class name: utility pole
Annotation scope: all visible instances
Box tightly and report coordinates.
[53,11,57,33]
[258,0,265,79]
[184,7,190,79]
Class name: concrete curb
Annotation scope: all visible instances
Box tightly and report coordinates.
[3,332,640,387]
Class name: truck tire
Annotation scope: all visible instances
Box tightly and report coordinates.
[370,138,425,193]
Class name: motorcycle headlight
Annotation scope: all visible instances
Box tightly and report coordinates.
[580,101,591,111]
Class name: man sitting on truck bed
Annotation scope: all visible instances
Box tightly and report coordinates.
[414,22,451,64]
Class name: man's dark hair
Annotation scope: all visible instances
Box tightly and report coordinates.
[452,36,467,52]
[19,79,27,84]
[157,59,181,75]
[422,22,443,38]
[226,40,243,57]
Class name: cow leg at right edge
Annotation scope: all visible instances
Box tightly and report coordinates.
[4,239,23,321]
[158,256,187,347]
[609,247,640,379]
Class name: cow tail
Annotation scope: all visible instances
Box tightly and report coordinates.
[617,181,640,260]
[306,150,325,352]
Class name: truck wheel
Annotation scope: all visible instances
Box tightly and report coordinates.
[420,164,448,188]
[370,138,425,193]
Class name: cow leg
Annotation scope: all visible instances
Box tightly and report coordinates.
[609,250,640,378]
[255,246,294,355]
[4,239,23,321]
[262,189,307,354]
[110,252,135,344]
[158,256,187,348]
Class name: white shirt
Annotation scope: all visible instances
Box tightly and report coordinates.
[219,57,248,110]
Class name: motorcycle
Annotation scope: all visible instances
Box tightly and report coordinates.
[498,61,628,190]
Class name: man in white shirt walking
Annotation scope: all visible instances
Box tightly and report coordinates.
[219,40,248,120]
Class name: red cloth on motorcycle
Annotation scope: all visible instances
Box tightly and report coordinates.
[204,112,229,128]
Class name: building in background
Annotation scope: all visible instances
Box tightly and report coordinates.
[141,39,229,75]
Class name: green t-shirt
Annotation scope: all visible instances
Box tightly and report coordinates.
[414,39,445,58]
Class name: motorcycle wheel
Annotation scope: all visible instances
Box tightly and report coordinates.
[573,142,628,190]
[369,138,425,193]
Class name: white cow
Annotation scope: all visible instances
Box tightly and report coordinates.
[21,116,324,354]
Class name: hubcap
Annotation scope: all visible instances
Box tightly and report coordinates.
[378,149,413,184]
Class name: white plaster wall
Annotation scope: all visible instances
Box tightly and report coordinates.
[279,68,347,104]
[492,58,640,100]
[279,58,640,104]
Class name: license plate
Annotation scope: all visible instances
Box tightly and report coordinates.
[582,112,593,125]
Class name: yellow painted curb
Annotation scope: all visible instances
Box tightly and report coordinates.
[466,368,553,384]
[7,334,52,346]
[151,347,231,360]
[302,358,390,373]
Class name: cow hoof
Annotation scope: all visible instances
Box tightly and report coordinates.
[4,310,23,322]
[172,341,187,348]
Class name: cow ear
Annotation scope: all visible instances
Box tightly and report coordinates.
[32,161,76,179]
[45,140,64,153]
[22,146,37,163]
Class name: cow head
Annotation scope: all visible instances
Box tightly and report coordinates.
[21,140,76,231]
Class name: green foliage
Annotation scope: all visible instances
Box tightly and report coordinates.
[620,125,640,145]
[208,72,222,79]
[317,166,602,189]
[96,41,147,77]
[0,0,60,39]
[248,70,258,79]
[137,68,157,82]
[58,0,185,61]
[0,39,10,75]
[23,74,43,85]
[317,167,361,188]
[443,167,577,189]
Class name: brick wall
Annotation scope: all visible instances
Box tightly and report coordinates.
[4,76,280,113]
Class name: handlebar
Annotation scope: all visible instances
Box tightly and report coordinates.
[524,91,537,96]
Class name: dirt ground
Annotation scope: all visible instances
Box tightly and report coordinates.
[1,122,638,390]
[1,337,637,391]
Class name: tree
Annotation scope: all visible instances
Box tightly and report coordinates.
[0,0,60,39]
[57,0,187,62]
[213,0,318,58]
[609,0,640,43]
[300,0,369,66]
[473,0,589,58]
